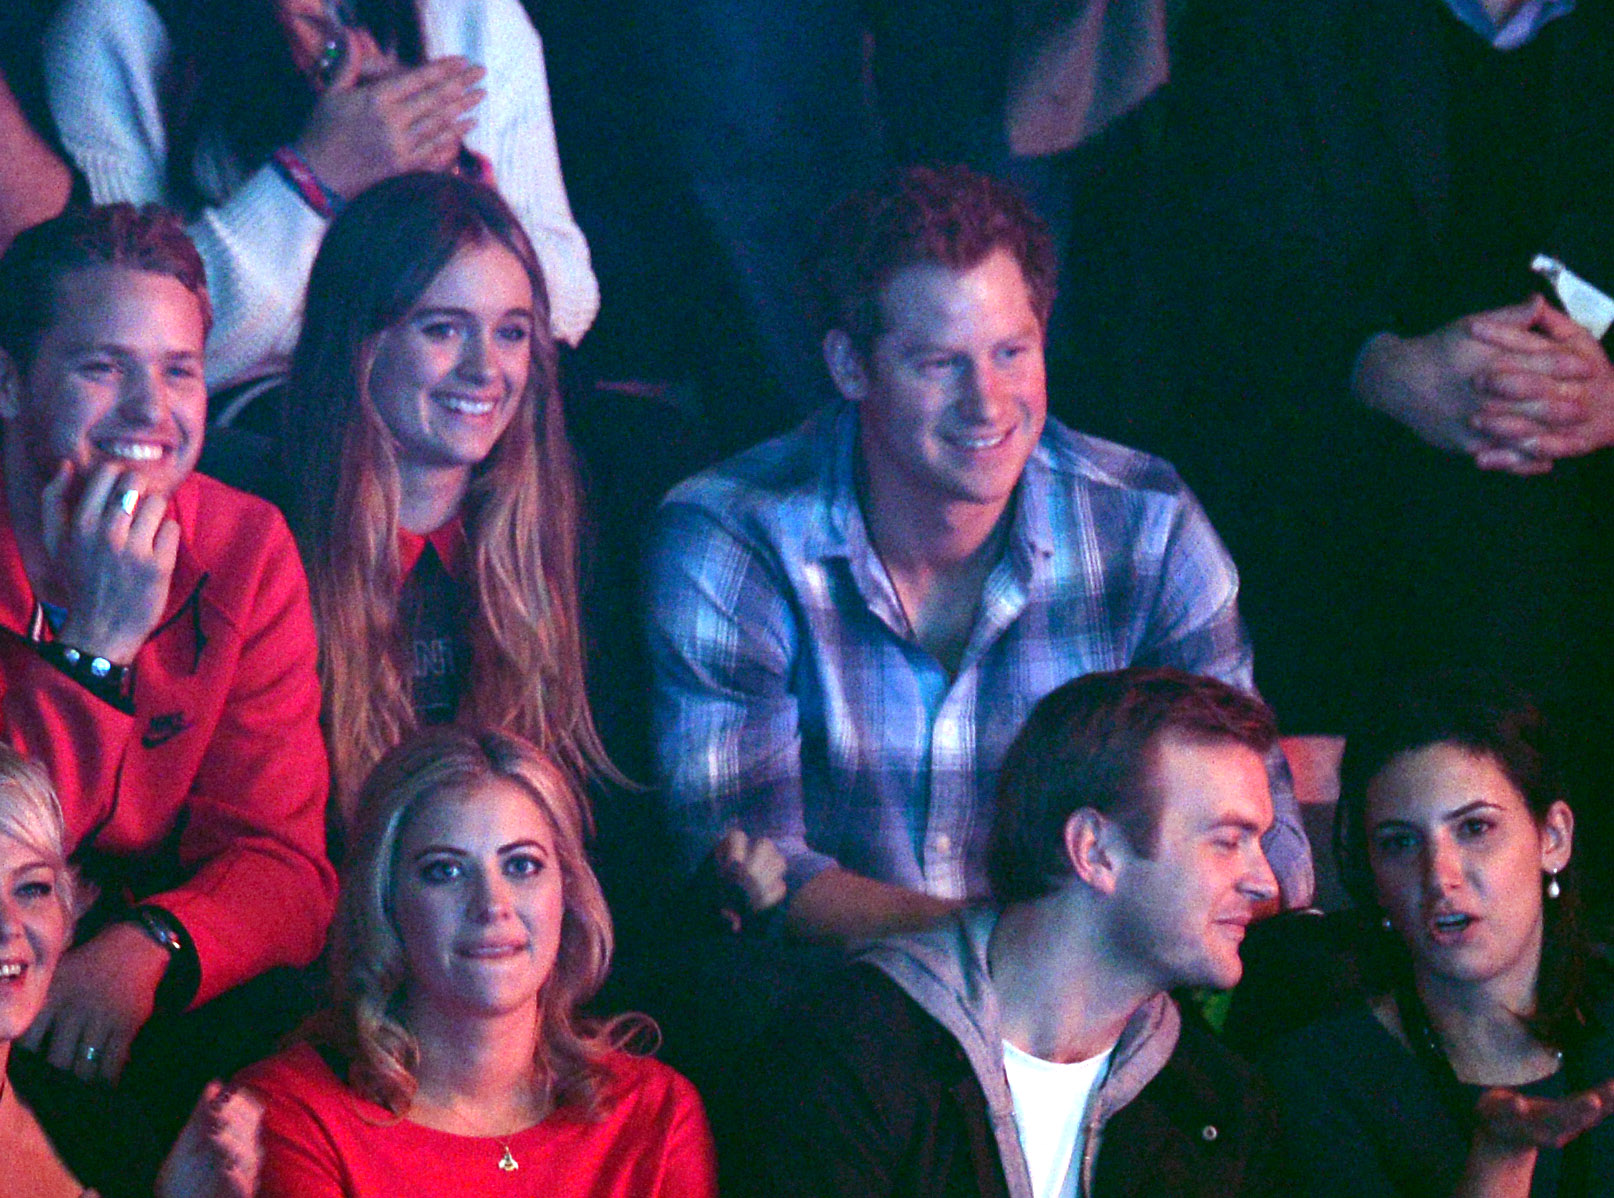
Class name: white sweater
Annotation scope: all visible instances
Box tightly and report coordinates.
[45,0,599,391]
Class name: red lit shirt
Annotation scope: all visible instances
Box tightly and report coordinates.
[0,473,335,1006]
[241,1043,718,1198]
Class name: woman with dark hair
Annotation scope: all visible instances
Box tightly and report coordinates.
[42,0,596,393]
[238,726,717,1196]
[282,172,610,828]
[1263,677,1614,1197]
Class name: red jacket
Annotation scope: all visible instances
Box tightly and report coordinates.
[0,472,337,1006]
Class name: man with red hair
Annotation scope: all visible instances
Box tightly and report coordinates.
[648,165,1310,957]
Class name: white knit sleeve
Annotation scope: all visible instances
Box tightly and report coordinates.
[425,0,599,346]
[45,0,327,390]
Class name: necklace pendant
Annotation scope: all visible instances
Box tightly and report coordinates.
[498,1145,519,1173]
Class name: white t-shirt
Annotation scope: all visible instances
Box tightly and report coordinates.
[1002,1039,1115,1198]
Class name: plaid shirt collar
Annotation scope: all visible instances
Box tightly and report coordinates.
[1441,0,1575,49]
[807,403,1056,636]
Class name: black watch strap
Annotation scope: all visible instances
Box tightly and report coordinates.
[132,905,201,1015]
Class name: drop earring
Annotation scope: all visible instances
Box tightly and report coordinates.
[1546,870,1561,900]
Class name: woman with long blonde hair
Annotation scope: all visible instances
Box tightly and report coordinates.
[284,171,612,828]
[239,726,716,1196]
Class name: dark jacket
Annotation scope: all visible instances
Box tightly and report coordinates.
[718,909,1290,1197]
[1263,996,1614,1197]
[1095,0,1614,734]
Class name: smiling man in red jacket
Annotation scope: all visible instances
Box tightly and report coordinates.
[0,203,335,1093]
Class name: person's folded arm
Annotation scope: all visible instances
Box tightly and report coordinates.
[784,867,962,945]
[646,501,836,905]
[450,0,599,346]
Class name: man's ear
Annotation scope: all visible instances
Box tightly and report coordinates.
[823,330,870,403]
[0,348,21,422]
[1064,808,1119,896]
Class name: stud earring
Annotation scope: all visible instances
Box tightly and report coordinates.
[1546,870,1561,900]
[1380,915,1393,932]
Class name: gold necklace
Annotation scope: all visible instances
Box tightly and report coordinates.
[464,1122,520,1173]
[421,1096,530,1173]
[495,1138,519,1173]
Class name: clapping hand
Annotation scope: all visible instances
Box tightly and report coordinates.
[156,1082,264,1198]
[294,29,486,200]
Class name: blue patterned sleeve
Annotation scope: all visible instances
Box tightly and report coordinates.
[646,499,839,894]
[1140,484,1316,908]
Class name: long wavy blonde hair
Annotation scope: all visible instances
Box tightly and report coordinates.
[284,174,613,827]
[326,726,627,1116]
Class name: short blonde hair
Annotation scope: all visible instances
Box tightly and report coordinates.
[328,726,615,1115]
[0,744,80,924]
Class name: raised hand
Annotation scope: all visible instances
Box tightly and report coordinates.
[1457,1079,1614,1198]
[43,459,179,665]
[294,38,486,200]
[157,1082,265,1198]
[1474,1077,1614,1151]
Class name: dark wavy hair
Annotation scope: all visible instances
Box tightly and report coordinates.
[154,0,424,212]
[284,172,613,824]
[0,202,211,370]
[804,163,1058,356]
[989,667,1277,904]
[1335,673,1597,1048]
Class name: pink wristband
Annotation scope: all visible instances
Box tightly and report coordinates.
[271,147,346,219]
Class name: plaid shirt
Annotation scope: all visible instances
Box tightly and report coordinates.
[647,406,1313,906]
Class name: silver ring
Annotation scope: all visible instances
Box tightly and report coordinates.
[82,1044,99,1061]
[117,489,139,516]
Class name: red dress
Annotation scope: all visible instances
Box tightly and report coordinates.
[239,1043,718,1197]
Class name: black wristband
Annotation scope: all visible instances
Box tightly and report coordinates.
[131,905,201,1016]
[35,640,135,714]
